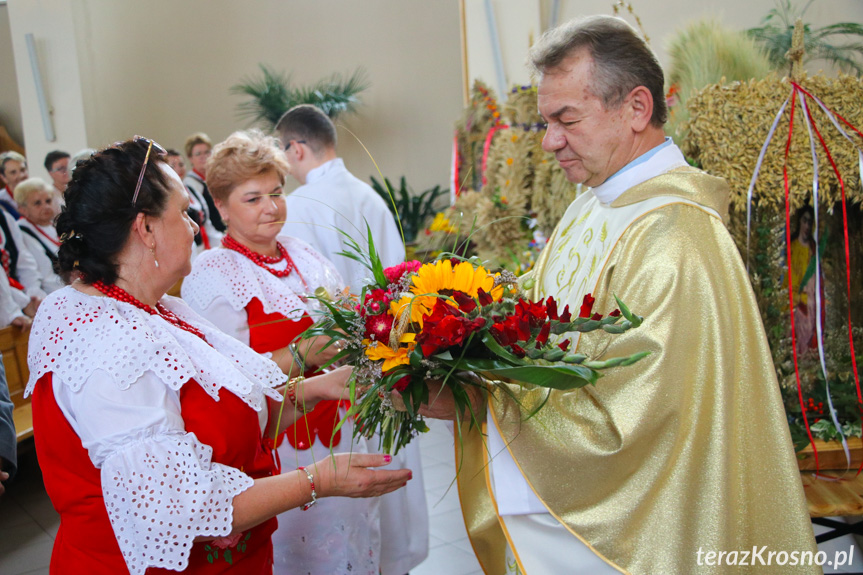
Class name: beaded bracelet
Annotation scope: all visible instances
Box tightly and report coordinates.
[286,376,306,414]
[298,466,317,510]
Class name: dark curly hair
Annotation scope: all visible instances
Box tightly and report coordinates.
[55,139,171,284]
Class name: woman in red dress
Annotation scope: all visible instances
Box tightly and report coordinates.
[182,130,387,575]
[26,138,411,575]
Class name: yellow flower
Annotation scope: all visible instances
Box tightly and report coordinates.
[364,339,414,372]
[429,212,455,233]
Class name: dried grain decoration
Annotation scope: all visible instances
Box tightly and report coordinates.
[684,73,863,211]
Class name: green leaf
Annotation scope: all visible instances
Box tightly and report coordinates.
[224,549,233,565]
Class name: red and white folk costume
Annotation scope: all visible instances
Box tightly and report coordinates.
[182,235,381,575]
[25,287,287,574]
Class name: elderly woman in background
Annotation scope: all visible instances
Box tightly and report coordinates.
[14,177,64,294]
[182,131,387,575]
[26,138,410,574]
[183,132,225,255]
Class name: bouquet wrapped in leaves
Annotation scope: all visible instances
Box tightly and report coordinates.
[307,230,649,454]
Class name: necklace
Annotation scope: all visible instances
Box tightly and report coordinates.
[222,235,307,289]
[92,280,209,343]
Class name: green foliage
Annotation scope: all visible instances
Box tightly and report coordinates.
[370,176,449,243]
[231,65,369,128]
[747,0,863,75]
[666,19,773,142]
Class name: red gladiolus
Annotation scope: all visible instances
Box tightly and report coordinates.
[591,313,603,321]
[477,287,493,307]
[559,305,572,323]
[416,299,486,357]
[393,375,411,392]
[384,260,422,284]
[609,309,621,317]
[546,297,559,321]
[558,339,570,352]
[451,291,478,313]
[535,322,551,347]
[579,294,596,318]
[510,343,527,358]
[516,299,547,329]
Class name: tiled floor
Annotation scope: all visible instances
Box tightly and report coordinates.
[2,422,862,574]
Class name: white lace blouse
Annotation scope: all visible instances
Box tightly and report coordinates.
[25,286,286,575]
[181,236,344,345]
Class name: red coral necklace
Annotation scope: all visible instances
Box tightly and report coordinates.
[222,234,308,289]
[92,280,209,343]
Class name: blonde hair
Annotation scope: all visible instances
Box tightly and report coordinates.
[206,130,290,203]
[14,177,53,205]
[184,132,212,158]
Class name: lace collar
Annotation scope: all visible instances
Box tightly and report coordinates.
[25,286,284,410]
[183,235,342,320]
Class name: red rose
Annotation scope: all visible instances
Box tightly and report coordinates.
[579,294,596,318]
[393,374,411,392]
[384,260,422,284]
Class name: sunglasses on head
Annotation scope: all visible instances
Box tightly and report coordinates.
[129,136,166,206]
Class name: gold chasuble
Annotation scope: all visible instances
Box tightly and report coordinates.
[456,168,818,574]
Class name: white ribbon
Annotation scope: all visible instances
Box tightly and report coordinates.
[746,94,791,271]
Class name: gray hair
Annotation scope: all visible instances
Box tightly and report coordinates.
[13,177,52,206]
[528,15,667,127]
[0,151,26,175]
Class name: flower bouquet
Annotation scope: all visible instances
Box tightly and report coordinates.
[307,230,649,454]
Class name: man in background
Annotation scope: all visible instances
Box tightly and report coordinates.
[276,105,429,575]
[275,104,404,293]
[0,361,17,497]
[44,150,71,211]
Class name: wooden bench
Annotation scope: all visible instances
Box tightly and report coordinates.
[0,324,32,442]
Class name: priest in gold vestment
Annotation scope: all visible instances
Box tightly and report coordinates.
[446,16,819,575]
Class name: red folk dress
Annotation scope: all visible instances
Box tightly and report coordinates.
[25,287,286,574]
[183,236,381,575]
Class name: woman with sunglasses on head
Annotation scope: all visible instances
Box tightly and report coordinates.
[182,131,385,575]
[25,138,410,575]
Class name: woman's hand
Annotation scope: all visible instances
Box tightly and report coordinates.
[312,453,411,499]
[297,332,346,369]
[301,365,353,404]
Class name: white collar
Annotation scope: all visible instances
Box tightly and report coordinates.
[590,143,688,205]
[305,158,345,185]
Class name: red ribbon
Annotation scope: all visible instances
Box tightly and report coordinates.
[481,125,509,187]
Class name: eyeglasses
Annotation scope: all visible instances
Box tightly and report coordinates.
[131,136,166,205]
[284,140,306,151]
[50,165,68,174]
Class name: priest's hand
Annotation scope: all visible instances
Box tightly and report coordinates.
[390,374,486,422]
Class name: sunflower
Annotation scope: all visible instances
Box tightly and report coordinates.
[390,260,505,326]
